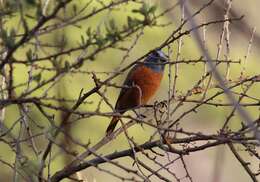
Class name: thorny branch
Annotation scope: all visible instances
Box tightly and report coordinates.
[0,0,259,182]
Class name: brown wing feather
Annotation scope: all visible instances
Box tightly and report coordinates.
[115,81,142,113]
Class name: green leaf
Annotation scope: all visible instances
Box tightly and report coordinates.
[127,16,141,28]
[109,19,116,30]
[96,37,106,47]
[140,3,149,15]
[64,61,70,72]
[132,9,141,13]
[80,35,85,45]
[132,3,157,17]
[86,27,92,36]
[0,29,8,41]
[25,0,36,5]
[85,28,93,44]
[35,3,42,19]
[72,4,77,15]
[26,49,33,62]
[0,28,16,48]
[149,5,157,14]
[4,29,16,48]
[32,73,41,83]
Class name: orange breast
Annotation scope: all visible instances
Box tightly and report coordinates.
[131,65,163,104]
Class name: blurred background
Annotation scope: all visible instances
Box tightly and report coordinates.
[0,0,259,181]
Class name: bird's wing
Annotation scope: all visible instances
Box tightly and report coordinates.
[115,65,141,112]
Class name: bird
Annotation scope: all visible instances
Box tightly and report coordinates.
[106,49,168,135]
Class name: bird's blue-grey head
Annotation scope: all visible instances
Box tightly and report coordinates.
[143,50,168,72]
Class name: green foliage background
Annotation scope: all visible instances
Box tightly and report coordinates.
[0,0,259,181]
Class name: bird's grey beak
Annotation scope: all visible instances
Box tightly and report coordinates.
[153,49,169,63]
[160,55,168,62]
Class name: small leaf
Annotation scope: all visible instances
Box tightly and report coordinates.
[32,73,41,83]
[80,35,85,45]
[109,19,116,30]
[149,5,157,14]
[26,49,33,62]
[127,16,141,28]
[86,27,92,36]
[72,4,77,15]
[5,29,16,48]
[25,0,36,5]
[140,3,149,15]
[132,9,141,13]
[64,61,70,72]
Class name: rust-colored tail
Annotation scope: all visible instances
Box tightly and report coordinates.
[106,116,120,136]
